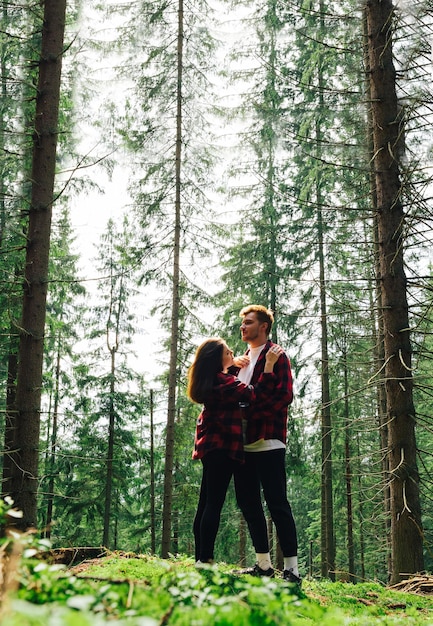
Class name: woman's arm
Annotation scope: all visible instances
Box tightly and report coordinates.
[263,345,284,372]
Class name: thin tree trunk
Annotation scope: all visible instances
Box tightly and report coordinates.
[103,348,116,547]
[172,463,179,554]
[267,517,274,563]
[9,0,67,528]
[265,18,277,320]
[161,0,183,558]
[317,0,334,581]
[343,347,355,583]
[275,537,283,572]
[0,0,7,246]
[150,389,156,554]
[309,540,313,579]
[239,515,246,566]
[113,495,118,550]
[356,432,366,581]
[364,0,424,583]
[318,196,334,580]
[44,333,61,538]
[102,235,126,548]
[2,335,18,496]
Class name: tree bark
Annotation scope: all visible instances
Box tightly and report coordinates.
[364,0,424,583]
[239,515,246,566]
[317,1,334,579]
[2,335,18,495]
[161,0,183,558]
[318,193,334,580]
[363,9,391,575]
[150,389,156,554]
[43,332,61,538]
[9,0,67,528]
[343,347,355,582]
[103,347,116,548]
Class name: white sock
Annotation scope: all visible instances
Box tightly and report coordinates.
[256,552,272,570]
[284,556,299,576]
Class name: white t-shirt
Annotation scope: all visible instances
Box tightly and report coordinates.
[238,343,285,452]
[237,344,265,385]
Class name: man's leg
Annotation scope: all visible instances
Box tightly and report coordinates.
[234,452,274,575]
[256,448,300,581]
[234,452,269,552]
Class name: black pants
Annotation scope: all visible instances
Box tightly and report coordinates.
[234,448,298,557]
[193,449,240,562]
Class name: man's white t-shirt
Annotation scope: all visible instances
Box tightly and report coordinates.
[238,343,285,452]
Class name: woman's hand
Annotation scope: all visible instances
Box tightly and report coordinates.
[233,355,250,369]
[264,345,284,371]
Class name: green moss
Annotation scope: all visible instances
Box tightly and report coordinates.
[3,555,433,625]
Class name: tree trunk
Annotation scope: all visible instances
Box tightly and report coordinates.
[44,332,61,538]
[2,334,18,496]
[103,348,116,548]
[161,0,183,558]
[364,0,424,583]
[150,389,156,554]
[343,347,355,583]
[363,10,391,574]
[9,0,66,529]
[172,464,180,554]
[356,432,366,581]
[316,0,335,581]
[318,194,334,580]
[239,515,246,566]
[0,0,7,246]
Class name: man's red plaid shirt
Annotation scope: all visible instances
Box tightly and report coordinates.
[242,340,293,445]
[193,368,278,463]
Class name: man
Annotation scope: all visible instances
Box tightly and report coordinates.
[233,304,301,584]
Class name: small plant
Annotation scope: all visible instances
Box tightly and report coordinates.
[0,497,23,523]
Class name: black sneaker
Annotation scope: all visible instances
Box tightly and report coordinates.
[282,568,302,586]
[235,563,275,578]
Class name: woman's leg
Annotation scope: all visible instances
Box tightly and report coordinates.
[196,450,237,562]
[193,462,207,561]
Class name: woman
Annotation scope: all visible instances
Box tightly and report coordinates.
[187,337,283,566]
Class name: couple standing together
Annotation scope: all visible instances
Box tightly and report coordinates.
[187,304,300,584]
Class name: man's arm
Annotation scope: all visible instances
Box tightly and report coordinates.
[272,352,293,408]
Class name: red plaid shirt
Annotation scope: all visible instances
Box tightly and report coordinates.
[193,368,278,462]
[243,340,293,445]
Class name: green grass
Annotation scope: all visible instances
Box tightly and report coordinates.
[1,553,432,625]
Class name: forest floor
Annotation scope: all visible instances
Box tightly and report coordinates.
[1,548,433,624]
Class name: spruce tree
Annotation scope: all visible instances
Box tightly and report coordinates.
[364,0,424,583]
[114,0,219,556]
[7,0,67,529]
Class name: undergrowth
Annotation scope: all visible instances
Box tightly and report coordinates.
[1,551,432,625]
[0,499,431,626]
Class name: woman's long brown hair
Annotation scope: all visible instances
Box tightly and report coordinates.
[187,338,224,404]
